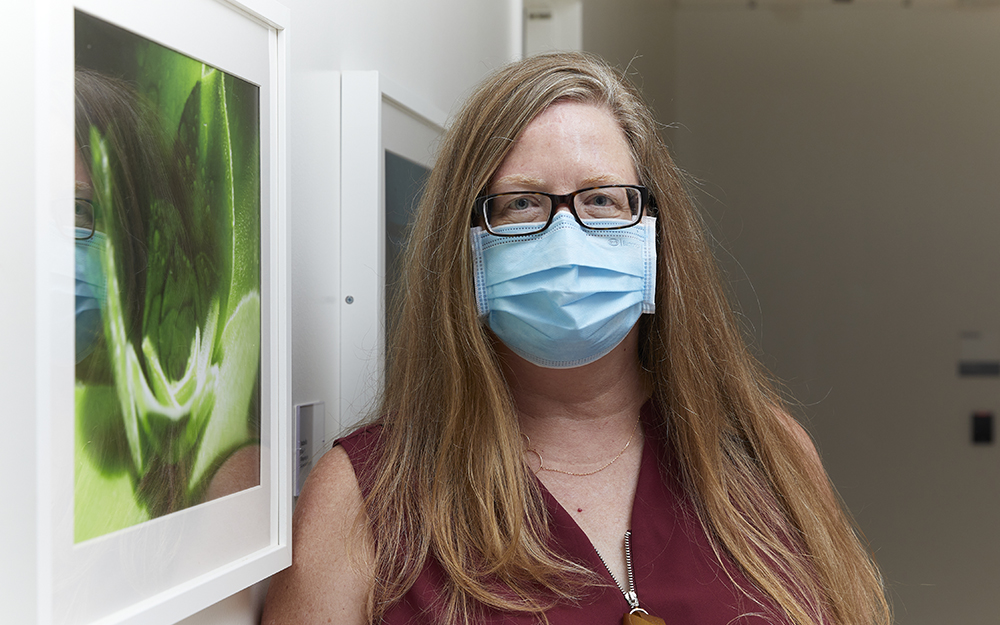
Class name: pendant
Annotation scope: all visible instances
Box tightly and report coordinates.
[623,610,666,625]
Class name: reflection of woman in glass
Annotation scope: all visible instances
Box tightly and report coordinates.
[74,68,191,376]
[74,68,258,534]
[73,154,105,368]
[265,53,889,625]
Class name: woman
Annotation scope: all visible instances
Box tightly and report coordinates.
[263,52,889,624]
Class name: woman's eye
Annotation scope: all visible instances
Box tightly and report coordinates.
[75,200,95,228]
[582,192,622,209]
[508,196,537,210]
[487,193,548,227]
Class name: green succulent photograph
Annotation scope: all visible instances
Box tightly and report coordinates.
[74,10,261,543]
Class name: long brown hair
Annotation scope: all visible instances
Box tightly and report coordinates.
[360,52,889,625]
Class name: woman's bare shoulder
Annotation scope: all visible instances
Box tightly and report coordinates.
[770,407,839,504]
[772,408,822,468]
[261,445,373,625]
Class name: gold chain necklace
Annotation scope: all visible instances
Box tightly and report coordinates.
[524,418,640,477]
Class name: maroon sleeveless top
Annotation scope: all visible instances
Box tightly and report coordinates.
[338,406,790,624]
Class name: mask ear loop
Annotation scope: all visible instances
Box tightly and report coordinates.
[638,192,660,376]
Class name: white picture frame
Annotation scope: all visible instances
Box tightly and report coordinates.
[339,72,447,433]
[36,0,291,623]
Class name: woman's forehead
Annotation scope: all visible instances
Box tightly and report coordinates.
[489,101,637,191]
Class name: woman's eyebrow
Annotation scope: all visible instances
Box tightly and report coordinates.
[491,173,629,191]
[491,174,546,190]
[578,174,628,188]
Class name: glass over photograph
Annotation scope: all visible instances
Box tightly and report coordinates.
[73,9,262,543]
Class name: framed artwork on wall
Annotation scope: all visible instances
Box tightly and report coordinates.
[36,0,290,623]
[340,72,447,433]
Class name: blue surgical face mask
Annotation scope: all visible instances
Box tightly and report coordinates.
[470,211,656,369]
[75,229,108,363]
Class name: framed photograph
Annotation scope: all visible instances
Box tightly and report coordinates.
[38,0,290,623]
[340,72,447,431]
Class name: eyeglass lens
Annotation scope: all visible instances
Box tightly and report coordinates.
[485,186,642,233]
[75,199,96,240]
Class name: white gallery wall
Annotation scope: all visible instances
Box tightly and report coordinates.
[282,0,519,451]
[2,2,43,622]
[671,2,1000,622]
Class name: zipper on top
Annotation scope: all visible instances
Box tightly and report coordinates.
[595,530,648,615]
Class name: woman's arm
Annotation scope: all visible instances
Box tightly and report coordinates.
[261,446,373,625]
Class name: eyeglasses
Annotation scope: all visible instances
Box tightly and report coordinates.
[475,184,651,236]
[75,199,95,240]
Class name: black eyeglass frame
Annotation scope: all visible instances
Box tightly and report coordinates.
[75,198,96,241]
[474,184,655,237]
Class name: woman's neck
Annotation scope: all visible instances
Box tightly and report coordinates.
[499,326,649,459]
